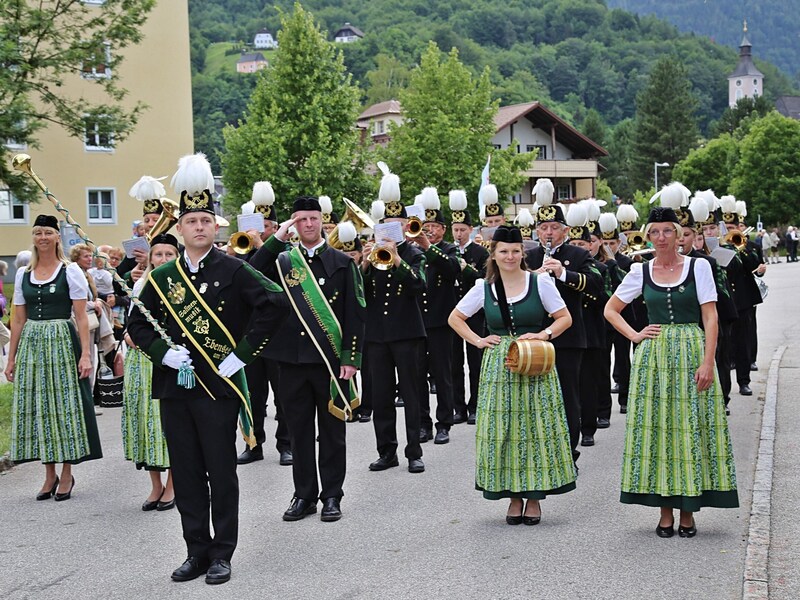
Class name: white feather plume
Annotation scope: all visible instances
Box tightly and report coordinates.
[651,182,690,207]
[318,195,333,214]
[616,204,639,223]
[479,184,498,206]
[370,200,385,222]
[129,176,167,201]
[171,153,215,196]
[377,162,400,203]
[736,200,747,217]
[566,203,588,228]
[599,212,618,234]
[337,221,357,244]
[720,195,737,214]
[420,187,440,210]
[449,190,468,211]
[694,189,719,212]
[688,197,709,224]
[582,198,602,222]
[414,194,424,206]
[479,204,486,221]
[514,208,535,228]
[240,201,255,216]
[532,178,555,206]
[251,181,274,206]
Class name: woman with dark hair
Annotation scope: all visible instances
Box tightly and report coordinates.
[4,215,102,501]
[448,225,575,525]
[604,207,738,539]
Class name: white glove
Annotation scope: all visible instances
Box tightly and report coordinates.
[162,346,192,370]
[218,353,246,378]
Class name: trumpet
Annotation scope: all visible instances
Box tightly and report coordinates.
[623,231,648,256]
[407,216,423,237]
[723,228,751,251]
[228,231,254,255]
[145,198,180,242]
[368,242,397,270]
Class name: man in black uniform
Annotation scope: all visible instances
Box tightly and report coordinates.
[251,195,365,523]
[363,166,428,474]
[128,153,286,585]
[119,175,170,280]
[524,179,601,463]
[449,190,488,425]
[417,187,461,444]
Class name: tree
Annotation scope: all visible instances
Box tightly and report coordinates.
[381,42,529,210]
[0,0,156,202]
[730,112,800,225]
[631,56,700,192]
[602,118,637,200]
[710,95,775,137]
[221,3,371,215]
[672,134,737,195]
[365,54,410,106]
[581,108,606,148]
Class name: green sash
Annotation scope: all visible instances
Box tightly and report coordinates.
[277,247,360,421]
[148,259,256,448]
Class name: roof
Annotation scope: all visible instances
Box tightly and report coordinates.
[776,96,800,120]
[493,102,608,157]
[358,100,402,120]
[238,53,267,63]
[256,29,273,35]
[334,22,364,38]
[729,34,764,78]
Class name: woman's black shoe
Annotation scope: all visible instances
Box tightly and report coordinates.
[678,520,697,538]
[142,489,164,511]
[36,476,59,501]
[523,501,541,525]
[656,524,675,538]
[506,514,523,525]
[54,476,75,502]
[157,498,176,511]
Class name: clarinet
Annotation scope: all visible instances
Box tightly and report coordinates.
[544,240,553,276]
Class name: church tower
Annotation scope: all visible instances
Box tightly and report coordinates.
[728,20,764,107]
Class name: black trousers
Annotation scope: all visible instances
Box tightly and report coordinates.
[358,351,373,417]
[716,321,733,406]
[555,348,583,462]
[596,339,614,421]
[732,307,755,386]
[160,393,240,562]
[245,357,291,453]
[750,307,758,364]
[278,362,346,501]
[368,338,424,460]
[613,334,631,408]
[580,348,606,437]
[452,314,483,416]
[421,326,455,431]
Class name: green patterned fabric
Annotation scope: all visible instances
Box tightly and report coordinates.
[620,323,738,510]
[122,347,170,470]
[475,336,577,500]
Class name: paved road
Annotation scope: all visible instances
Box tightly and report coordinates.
[0,264,796,600]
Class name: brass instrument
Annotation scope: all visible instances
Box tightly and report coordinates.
[328,198,375,249]
[368,242,397,270]
[228,231,254,255]
[145,198,180,242]
[723,229,749,251]
[407,216,423,237]
[625,231,646,253]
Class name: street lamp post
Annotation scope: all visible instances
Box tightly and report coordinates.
[654,162,670,191]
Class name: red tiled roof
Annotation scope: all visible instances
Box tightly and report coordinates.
[358,100,402,120]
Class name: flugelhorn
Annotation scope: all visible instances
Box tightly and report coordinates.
[723,228,751,251]
[145,198,180,242]
[407,216,423,237]
[228,231,253,255]
[368,242,396,270]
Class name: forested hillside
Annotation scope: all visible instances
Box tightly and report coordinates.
[606,0,799,82]
[189,0,797,170]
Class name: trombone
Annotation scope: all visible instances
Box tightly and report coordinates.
[722,227,753,251]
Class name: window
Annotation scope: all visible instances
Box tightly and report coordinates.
[84,117,113,151]
[556,184,571,200]
[526,145,547,159]
[81,42,111,79]
[87,189,115,223]
[0,189,27,223]
[736,79,742,87]
[493,144,502,150]
[736,89,743,101]
[753,79,759,86]
[375,120,385,135]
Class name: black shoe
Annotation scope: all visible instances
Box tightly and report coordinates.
[467,412,476,425]
[506,514,523,525]
[620,405,628,414]
[523,501,541,526]
[434,429,450,445]
[726,407,731,416]
[610,384,619,394]
[142,489,164,512]
[453,411,468,424]
[656,524,675,538]
[596,418,610,429]
[282,497,317,522]
[429,382,437,394]
[739,384,753,396]
[320,497,342,522]
[678,519,697,538]
[358,412,372,423]
[408,458,425,473]
[580,434,595,447]
[750,363,758,372]
[205,559,231,585]
[419,428,433,443]
[36,476,59,501]
[369,454,399,471]
[171,556,209,582]
[54,476,75,502]
[237,446,264,465]
[395,396,404,407]
[279,450,293,466]
[157,497,176,511]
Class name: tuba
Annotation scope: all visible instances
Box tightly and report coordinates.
[328,198,374,249]
[145,198,180,242]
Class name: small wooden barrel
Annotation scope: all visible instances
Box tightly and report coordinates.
[506,339,556,376]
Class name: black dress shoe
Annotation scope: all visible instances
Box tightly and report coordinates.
[596,418,610,429]
[467,412,476,425]
[358,412,372,423]
[237,446,264,465]
[434,429,450,444]
[36,476,59,501]
[656,524,675,538]
[54,476,75,502]
[750,362,759,372]
[506,510,523,525]
[142,489,164,511]
[739,384,753,396]
[282,497,317,521]
[320,497,342,522]
[523,501,541,526]
[419,428,433,443]
[279,450,293,466]
[171,556,209,582]
[205,559,231,585]
[369,454,399,471]
[620,405,628,414]
[580,434,595,447]
[453,411,468,424]
[157,497,176,511]
[726,407,731,416]
[678,519,697,538]
[408,458,425,473]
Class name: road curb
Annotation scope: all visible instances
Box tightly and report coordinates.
[742,344,787,600]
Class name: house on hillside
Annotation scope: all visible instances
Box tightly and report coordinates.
[492,102,608,213]
[254,29,278,50]
[357,100,403,148]
[237,52,268,73]
[776,96,800,120]
[334,23,364,43]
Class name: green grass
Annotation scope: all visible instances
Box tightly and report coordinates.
[203,42,276,76]
[0,383,12,456]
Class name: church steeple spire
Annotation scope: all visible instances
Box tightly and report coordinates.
[728,19,763,107]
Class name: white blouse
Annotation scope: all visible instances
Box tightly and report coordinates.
[614,258,717,305]
[455,272,566,318]
[14,262,90,305]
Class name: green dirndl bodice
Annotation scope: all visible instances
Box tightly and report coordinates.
[475,274,576,500]
[10,265,102,464]
[620,260,738,510]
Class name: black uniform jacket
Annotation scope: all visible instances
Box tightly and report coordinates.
[363,241,427,343]
[455,241,489,300]
[525,242,602,349]
[725,240,764,311]
[250,236,366,368]
[582,259,611,349]
[128,247,287,400]
[688,249,738,322]
[421,240,461,329]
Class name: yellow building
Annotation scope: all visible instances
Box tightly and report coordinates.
[1,0,193,264]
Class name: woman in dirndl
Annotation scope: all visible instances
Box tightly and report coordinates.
[4,215,102,501]
[448,225,575,526]
[122,233,178,512]
[604,207,738,538]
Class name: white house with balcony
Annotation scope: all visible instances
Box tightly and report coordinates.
[334,23,364,43]
[254,29,278,49]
